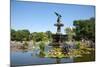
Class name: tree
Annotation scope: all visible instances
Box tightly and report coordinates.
[46,31,52,41]
[15,30,24,42]
[73,17,95,42]
[11,29,16,41]
[11,29,30,41]
[39,41,45,57]
[31,32,48,42]
[37,32,48,42]
[65,27,75,41]
[21,30,30,41]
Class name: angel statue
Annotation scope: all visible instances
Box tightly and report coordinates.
[54,12,62,23]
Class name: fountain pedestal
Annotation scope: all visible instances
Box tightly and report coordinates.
[51,12,67,47]
[52,34,67,46]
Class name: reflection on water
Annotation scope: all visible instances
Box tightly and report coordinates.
[11,50,95,66]
[11,45,95,66]
[74,50,95,62]
[11,51,73,66]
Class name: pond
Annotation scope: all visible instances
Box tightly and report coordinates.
[10,45,95,66]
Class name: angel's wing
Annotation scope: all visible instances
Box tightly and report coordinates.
[54,12,59,16]
[54,12,62,17]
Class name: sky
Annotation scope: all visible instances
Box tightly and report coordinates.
[11,0,95,34]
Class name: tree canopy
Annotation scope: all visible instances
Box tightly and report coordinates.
[11,29,30,41]
[11,29,49,42]
[73,17,95,42]
[31,32,48,42]
[65,27,75,41]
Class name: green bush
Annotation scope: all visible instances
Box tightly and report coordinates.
[76,42,80,49]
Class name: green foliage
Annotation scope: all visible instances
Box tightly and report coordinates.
[21,30,30,41]
[39,51,45,57]
[73,17,95,42]
[39,42,45,57]
[65,27,75,41]
[11,29,30,41]
[31,32,48,42]
[39,41,45,51]
[46,31,52,41]
[11,29,49,42]
[11,29,16,41]
[15,30,24,41]
[30,32,37,42]
[76,42,80,49]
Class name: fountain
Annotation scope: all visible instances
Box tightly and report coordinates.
[51,12,67,47]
